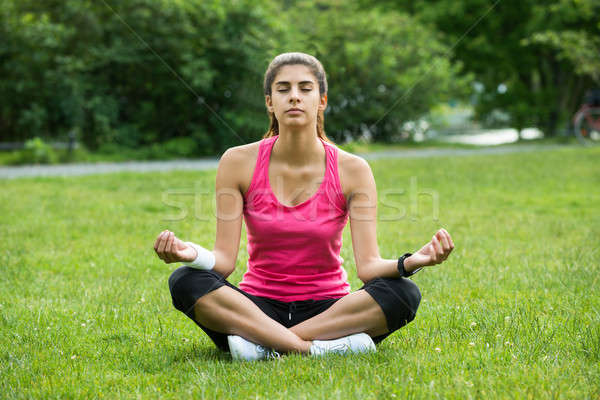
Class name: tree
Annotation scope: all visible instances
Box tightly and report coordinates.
[0,0,473,152]
[367,0,600,136]
[279,0,471,142]
[0,0,283,153]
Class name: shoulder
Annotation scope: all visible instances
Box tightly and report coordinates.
[219,140,262,165]
[337,147,371,175]
[336,146,375,198]
[217,139,263,191]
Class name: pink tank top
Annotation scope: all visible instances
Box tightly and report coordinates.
[238,135,351,301]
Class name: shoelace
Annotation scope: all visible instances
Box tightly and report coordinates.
[256,345,281,360]
[265,350,281,360]
[312,342,350,355]
[324,343,350,354]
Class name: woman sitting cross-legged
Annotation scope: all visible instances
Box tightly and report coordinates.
[154,52,454,361]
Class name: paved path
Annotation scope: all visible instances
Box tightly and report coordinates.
[0,143,569,179]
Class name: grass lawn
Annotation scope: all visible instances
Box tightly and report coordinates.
[1,145,598,399]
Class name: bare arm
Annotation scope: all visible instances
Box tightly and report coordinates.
[210,147,244,277]
[153,147,244,278]
[346,156,399,283]
[346,156,454,283]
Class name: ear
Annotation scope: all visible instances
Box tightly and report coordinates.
[265,95,274,113]
[318,93,328,112]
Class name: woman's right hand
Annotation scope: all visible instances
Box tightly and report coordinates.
[153,230,197,264]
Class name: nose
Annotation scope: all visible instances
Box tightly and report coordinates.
[289,86,301,104]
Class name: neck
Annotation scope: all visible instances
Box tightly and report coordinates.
[272,126,323,167]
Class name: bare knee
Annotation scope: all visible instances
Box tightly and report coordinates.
[192,286,230,317]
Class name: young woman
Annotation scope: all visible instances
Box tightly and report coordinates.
[154,52,454,360]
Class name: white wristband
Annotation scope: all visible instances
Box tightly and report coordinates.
[184,242,216,270]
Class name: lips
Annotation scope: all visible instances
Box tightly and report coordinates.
[286,108,303,113]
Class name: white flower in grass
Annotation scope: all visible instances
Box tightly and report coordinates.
[470,322,477,328]
[468,342,475,347]
[70,355,77,360]
[434,347,442,352]
[496,334,502,338]
[505,316,510,321]
[81,323,86,327]
[465,381,474,387]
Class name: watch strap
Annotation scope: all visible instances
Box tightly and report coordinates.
[398,252,422,277]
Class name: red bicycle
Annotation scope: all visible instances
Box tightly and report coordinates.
[573,89,600,145]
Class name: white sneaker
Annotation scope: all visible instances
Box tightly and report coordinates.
[309,333,376,356]
[227,335,281,361]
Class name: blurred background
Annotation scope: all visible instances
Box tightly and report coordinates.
[0,0,598,164]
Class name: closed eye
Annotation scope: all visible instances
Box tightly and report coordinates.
[277,89,312,92]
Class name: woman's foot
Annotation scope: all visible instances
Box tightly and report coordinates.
[309,333,376,356]
[227,332,376,361]
[228,335,281,361]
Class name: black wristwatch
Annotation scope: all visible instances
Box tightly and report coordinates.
[397,253,422,277]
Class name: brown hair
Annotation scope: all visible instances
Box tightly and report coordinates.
[262,52,333,143]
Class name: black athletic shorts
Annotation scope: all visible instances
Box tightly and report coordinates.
[168,267,421,352]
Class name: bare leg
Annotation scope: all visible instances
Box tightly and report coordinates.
[290,290,388,340]
[193,286,312,354]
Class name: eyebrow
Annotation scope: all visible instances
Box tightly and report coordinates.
[275,80,314,85]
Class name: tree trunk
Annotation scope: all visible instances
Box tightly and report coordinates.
[544,109,559,137]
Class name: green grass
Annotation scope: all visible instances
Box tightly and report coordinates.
[1,146,599,399]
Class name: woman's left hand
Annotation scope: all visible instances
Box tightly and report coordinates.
[409,228,454,268]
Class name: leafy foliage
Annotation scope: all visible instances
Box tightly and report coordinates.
[0,0,467,153]
[282,1,472,143]
[368,0,600,136]
[21,137,58,164]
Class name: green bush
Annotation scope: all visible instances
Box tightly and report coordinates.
[94,137,200,161]
[19,137,58,164]
[0,0,472,152]
[160,137,199,158]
